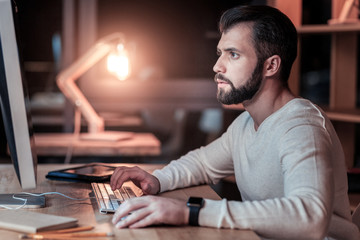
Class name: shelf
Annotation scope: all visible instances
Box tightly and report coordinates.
[297,23,360,34]
[324,108,360,123]
[282,0,360,169]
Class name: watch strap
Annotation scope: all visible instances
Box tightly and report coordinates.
[188,205,201,226]
[187,197,204,226]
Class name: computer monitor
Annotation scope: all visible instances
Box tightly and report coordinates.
[0,0,37,190]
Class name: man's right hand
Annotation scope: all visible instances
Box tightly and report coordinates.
[110,166,160,195]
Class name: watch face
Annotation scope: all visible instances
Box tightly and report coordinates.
[187,197,204,207]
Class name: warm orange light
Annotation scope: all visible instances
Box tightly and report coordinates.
[107,44,131,80]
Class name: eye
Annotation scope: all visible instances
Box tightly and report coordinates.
[216,49,221,57]
[230,51,239,59]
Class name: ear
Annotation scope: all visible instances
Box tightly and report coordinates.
[263,55,281,77]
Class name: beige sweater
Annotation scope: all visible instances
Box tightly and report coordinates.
[153,98,359,240]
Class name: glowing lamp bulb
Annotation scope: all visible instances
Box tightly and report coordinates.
[107,44,131,80]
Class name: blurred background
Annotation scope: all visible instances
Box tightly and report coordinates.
[2,0,360,171]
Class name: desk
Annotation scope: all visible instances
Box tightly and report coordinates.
[0,164,259,240]
[34,133,161,156]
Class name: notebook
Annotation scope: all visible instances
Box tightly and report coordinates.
[0,210,78,233]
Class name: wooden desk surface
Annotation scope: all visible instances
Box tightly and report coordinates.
[0,164,259,240]
[34,133,161,156]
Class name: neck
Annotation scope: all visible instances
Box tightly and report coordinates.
[243,80,295,131]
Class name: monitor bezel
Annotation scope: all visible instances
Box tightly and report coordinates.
[0,0,37,190]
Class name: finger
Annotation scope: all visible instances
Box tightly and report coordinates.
[115,168,147,190]
[141,183,152,195]
[115,207,152,229]
[112,200,134,224]
[112,197,149,224]
[110,167,154,193]
[110,168,119,189]
[112,211,128,226]
[110,167,126,190]
[142,176,161,195]
[111,166,139,190]
[129,213,159,228]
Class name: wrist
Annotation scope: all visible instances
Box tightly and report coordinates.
[186,197,204,226]
[184,203,190,225]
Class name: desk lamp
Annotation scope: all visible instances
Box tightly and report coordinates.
[328,0,360,25]
[56,32,133,141]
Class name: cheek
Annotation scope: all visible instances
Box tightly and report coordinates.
[229,65,253,88]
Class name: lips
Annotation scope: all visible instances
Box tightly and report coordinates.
[214,73,230,85]
[216,78,230,87]
[216,79,228,84]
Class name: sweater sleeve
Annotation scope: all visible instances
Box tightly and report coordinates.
[153,128,235,193]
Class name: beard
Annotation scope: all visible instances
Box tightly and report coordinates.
[215,62,263,105]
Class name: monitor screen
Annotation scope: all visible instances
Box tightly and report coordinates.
[0,0,37,189]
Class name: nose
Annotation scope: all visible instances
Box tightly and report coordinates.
[213,57,225,73]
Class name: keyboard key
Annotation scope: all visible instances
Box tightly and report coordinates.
[119,187,129,200]
[113,190,124,202]
[91,182,138,213]
[124,186,137,198]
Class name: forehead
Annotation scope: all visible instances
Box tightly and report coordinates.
[218,23,255,50]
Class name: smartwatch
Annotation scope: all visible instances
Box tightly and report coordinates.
[186,197,204,226]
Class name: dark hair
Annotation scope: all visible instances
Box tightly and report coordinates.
[219,5,298,84]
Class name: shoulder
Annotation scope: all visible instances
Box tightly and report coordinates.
[273,99,339,152]
[270,98,329,129]
[258,98,337,146]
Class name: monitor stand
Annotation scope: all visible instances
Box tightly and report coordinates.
[0,193,45,209]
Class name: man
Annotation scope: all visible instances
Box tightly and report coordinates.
[110,5,359,239]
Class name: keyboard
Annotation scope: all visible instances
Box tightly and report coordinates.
[91,182,138,214]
